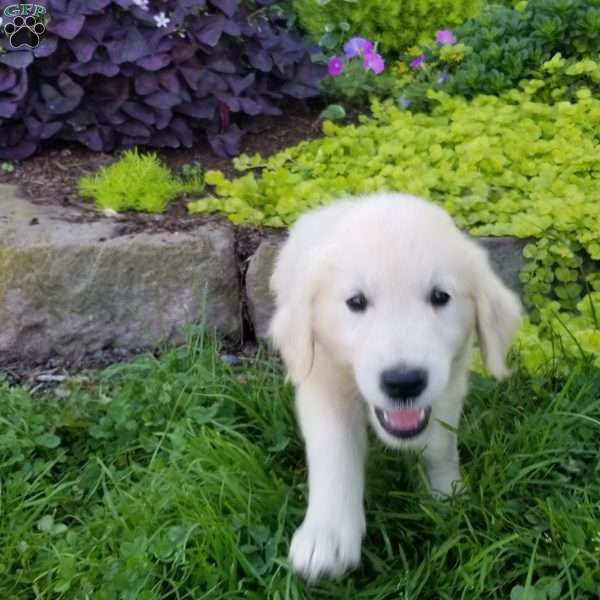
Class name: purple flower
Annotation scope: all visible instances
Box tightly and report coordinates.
[435,30,456,45]
[363,50,384,74]
[399,98,412,109]
[343,37,374,59]
[328,56,345,76]
[438,70,449,83]
[410,55,426,69]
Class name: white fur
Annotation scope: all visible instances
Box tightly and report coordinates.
[269,193,522,581]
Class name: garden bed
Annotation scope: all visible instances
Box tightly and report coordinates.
[0,101,323,232]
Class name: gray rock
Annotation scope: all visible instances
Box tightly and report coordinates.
[244,236,283,339]
[245,233,527,340]
[478,236,527,293]
[0,185,240,362]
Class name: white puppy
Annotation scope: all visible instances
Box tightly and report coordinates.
[269,193,522,581]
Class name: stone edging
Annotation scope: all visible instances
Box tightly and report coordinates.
[0,184,526,363]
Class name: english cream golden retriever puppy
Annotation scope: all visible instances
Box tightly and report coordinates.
[269,193,522,581]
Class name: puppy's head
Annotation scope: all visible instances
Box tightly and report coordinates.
[270,194,522,447]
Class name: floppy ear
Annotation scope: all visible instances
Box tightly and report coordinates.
[269,247,320,385]
[472,245,523,379]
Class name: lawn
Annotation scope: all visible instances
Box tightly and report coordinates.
[1,331,599,599]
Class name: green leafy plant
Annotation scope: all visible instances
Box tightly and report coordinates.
[180,161,204,182]
[292,0,483,56]
[319,104,348,121]
[399,0,600,109]
[189,85,600,370]
[529,54,600,103]
[320,37,399,111]
[80,149,203,213]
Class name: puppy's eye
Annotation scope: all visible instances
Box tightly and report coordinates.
[430,287,451,307]
[346,292,368,312]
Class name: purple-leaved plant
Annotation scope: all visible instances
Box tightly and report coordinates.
[0,0,326,159]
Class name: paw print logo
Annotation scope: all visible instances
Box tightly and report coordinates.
[3,15,46,49]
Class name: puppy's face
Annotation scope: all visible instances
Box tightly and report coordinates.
[270,195,522,449]
[312,207,477,447]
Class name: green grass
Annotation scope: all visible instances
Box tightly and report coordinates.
[1,330,599,599]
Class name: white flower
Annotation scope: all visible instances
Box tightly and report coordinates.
[153,11,170,28]
[133,0,149,10]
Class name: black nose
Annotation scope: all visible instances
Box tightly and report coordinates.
[380,367,428,400]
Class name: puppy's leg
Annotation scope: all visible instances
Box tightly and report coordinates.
[423,364,468,497]
[423,424,462,498]
[290,379,367,581]
[423,394,465,498]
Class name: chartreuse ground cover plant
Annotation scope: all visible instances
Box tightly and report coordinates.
[79,148,203,213]
[188,85,600,371]
[1,330,599,597]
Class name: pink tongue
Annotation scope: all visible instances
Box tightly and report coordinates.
[386,409,422,430]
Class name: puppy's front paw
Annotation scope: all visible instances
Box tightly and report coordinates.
[429,470,464,499]
[289,517,364,581]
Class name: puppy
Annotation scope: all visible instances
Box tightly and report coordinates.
[269,193,522,581]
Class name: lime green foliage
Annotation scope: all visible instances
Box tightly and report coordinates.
[292,0,482,55]
[189,87,600,370]
[80,149,203,213]
[1,333,599,596]
[532,55,600,103]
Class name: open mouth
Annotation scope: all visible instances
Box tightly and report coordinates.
[374,405,432,439]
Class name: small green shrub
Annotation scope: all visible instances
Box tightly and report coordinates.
[292,0,482,56]
[80,149,203,213]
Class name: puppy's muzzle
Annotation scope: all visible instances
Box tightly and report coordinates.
[376,366,431,439]
[380,366,428,401]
